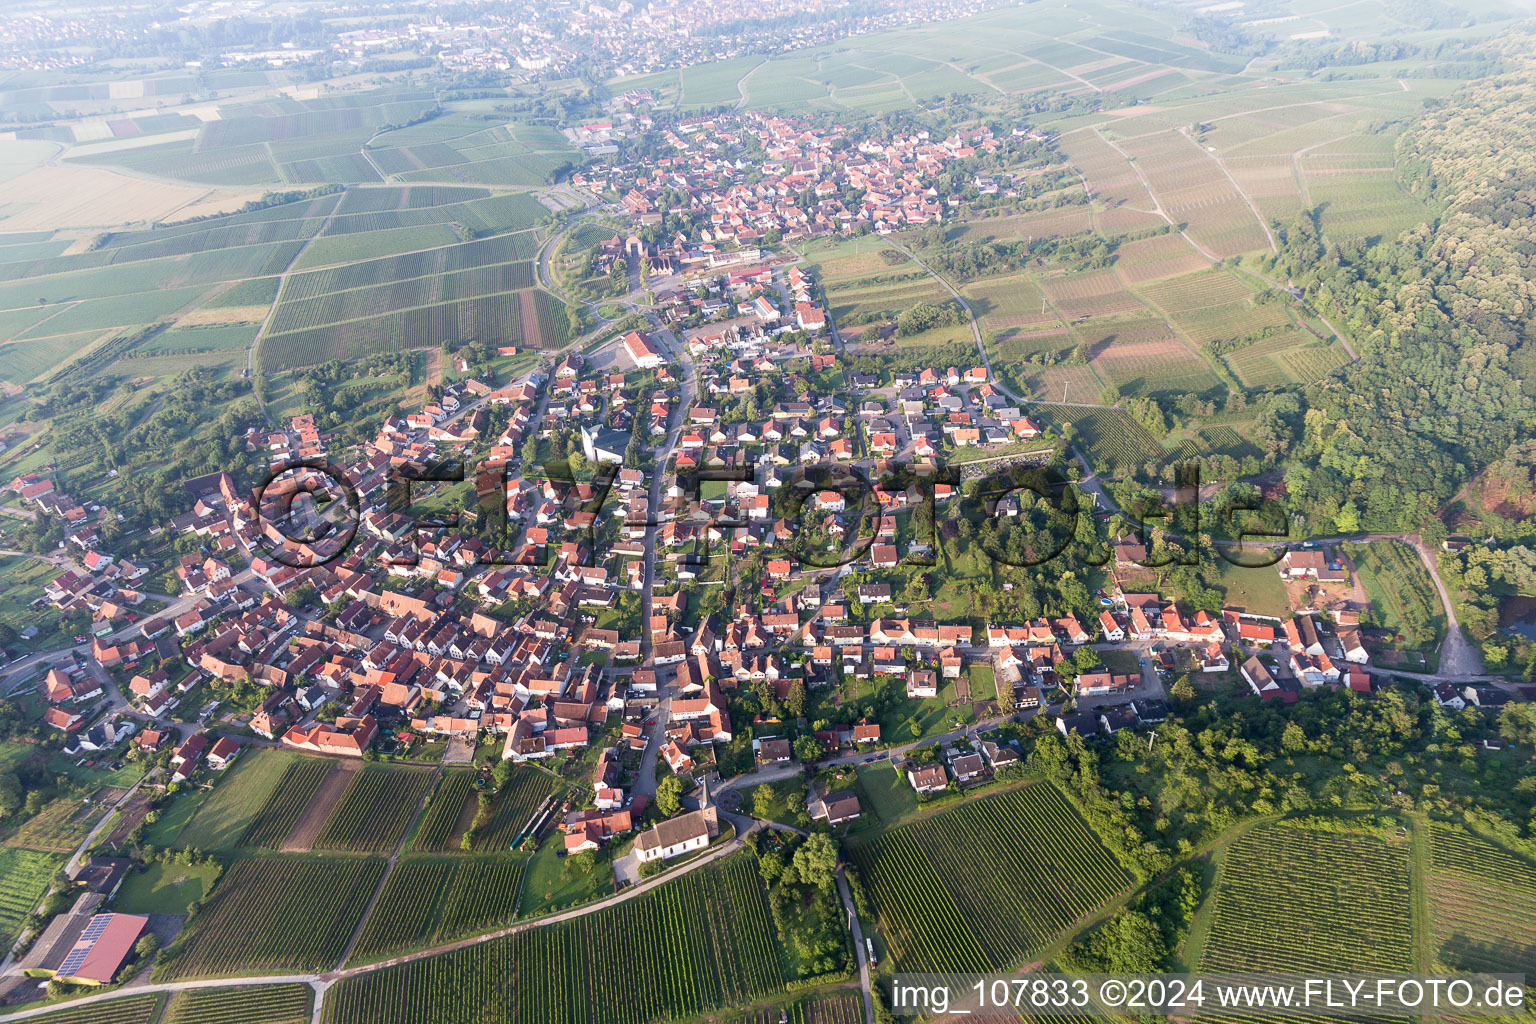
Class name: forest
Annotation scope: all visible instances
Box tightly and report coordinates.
[1252,34,1536,537]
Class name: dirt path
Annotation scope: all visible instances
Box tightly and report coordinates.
[281,759,356,852]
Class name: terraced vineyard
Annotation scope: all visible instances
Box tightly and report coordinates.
[162,984,313,1024]
[314,765,434,853]
[157,857,385,979]
[847,783,1132,972]
[1198,821,1413,973]
[240,759,334,848]
[323,854,792,1024]
[349,859,526,961]
[1427,823,1536,974]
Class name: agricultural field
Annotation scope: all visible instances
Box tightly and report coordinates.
[1221,329,1351,389]
[239,758,336,849]
[261,284,568,370]
[1197,820,1412,973]
[349,859,526,961]
[846,783,1131,972]
[679,55,767,106]
[0,175,556,383]
[314,764,435,854]
[1426,823,1536,975]
[1090,335,1221,398]
[822,269,947,323]
[1117,130,1272,258]
[1053,129,1154,210]
[741,993,865,1024]
[946,208,1094,245]
[960,273,1062,342]
[1303,169,1430,245]
[1138,270,1294,352]
[471,767,559,852]
[412,771,476,852]
[111,860,221,916]
[175,749,299,851]
[1031,404,1166,476]
[1013,361,1103,405]
[8,795,101,853]
[14,994,163,1024]
[68,86,438,187]
[0,847,61,948]
[1225,154,1307,224]
[290,225,460,270]
[365,113,580,188]
[162,985,314,1024]
[1040,269,1143,319]
[1170,424,1260,463]
[1346,540,1445,653]
[1112,232,1209,284]
[157,857,385,979]
[323,854,795,1024]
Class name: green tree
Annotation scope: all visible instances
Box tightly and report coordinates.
[785,680,807,720]
[753,784,776,819]
[1498,704,1536,754]
[656,775,684,817]
[1169,675,1196,704]
[792,832,840,893]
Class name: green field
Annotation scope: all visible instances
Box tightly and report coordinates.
[847,783,1131,971]
[0,555,74,649]
[349,858,526,961]
[324,854,796,1024]
[314,764,434,854]
[853,763,918,827]
[1031,404,1166,476]
[8,796,101,853]
[1197,820,1412,972]
[12,994,163,1024]
[111,860,222,915]
[1211,557,1291,617]
[411,771,475,852]
[162,984,313,1024]
[1426,822,1536,975]
[518,832,610,917]
[177,749,300,851]
[239,759,335,849]
[470,768,560,852]
[0,847,61,948]
[157,857,385,979]
[1347,540,1445,652]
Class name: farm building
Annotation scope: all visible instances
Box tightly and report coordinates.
[52,913,148,986]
